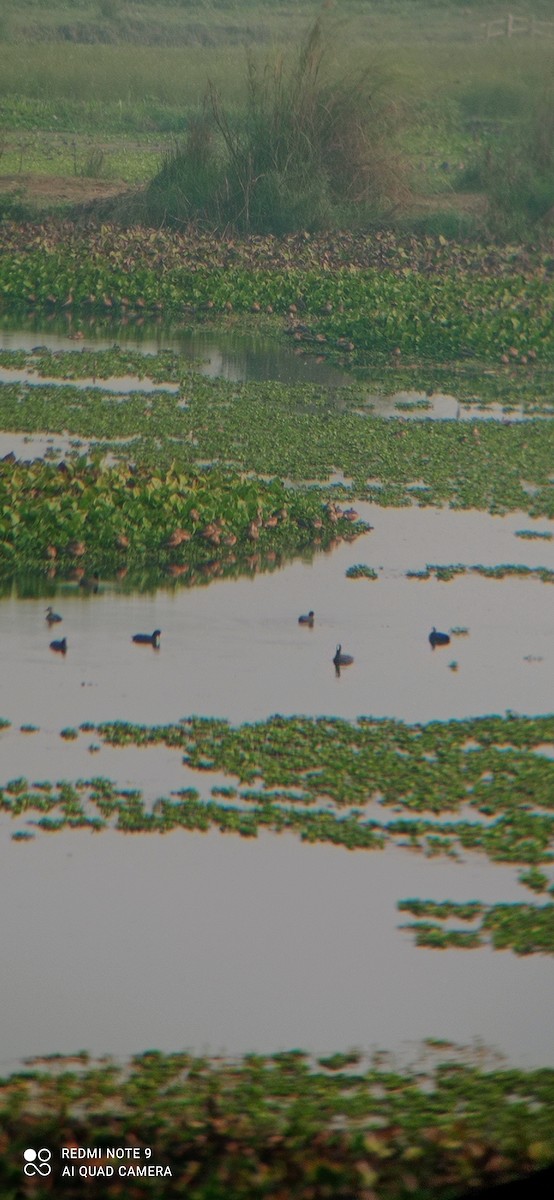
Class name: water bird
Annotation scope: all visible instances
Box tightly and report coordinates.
[429,627,451,649]
[79,573,100,594]
[45,606,62,625]
[298,611,315,626]
[333,644,354,669]
[132,630,161,647]
[50,637,67,654]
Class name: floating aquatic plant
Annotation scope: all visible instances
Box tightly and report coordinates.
[399,898,554,956]
[0,457,366,578]
[345,563,378,579]
[406,564,554,584]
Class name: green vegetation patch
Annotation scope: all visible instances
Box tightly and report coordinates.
[519,867,551,893]
[4,715,554,916]
[1,1049,554,1199]
[407,564,554,584]
[1,366,554,518]
[515,529,553,540]
[1,716,554,949]
[0,458,365,578]
[92,713,554,820]
[399,898,554,956]
[345,563,378,580]
[401,923,484,950]
[0,224,553,363]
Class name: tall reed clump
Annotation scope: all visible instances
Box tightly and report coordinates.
[136,17,407,232]
[485,86,554,237]
[139,111,221,227]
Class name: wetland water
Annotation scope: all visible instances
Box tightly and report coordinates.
[1,507,553,731]
[0,322,349,387]
[1,506,553,1067]
[0,826,550,1070]
[1,322,553,1073]
[0,322,544,421]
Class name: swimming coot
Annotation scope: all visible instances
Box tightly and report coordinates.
[132,630,161,647]
[50,637,67,654]
[298,611,315,626]
[429,627,450,649]
[333,644,354,667]
[45,606,62,625]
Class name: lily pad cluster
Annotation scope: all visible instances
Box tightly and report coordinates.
[0,458,365,577]
[5,767,554,882]
[93,713,554,816]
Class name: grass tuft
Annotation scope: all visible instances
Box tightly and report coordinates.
[131,16,407,233]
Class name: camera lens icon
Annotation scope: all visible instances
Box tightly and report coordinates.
[24,1148,52,1177]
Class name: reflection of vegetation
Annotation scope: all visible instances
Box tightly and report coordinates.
[0,548,322,598]
[2,1048,554,1198]
[4,338,554,411]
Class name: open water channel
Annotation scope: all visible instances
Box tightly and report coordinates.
[0,323,552,1072]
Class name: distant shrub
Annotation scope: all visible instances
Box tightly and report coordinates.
[135,16,408,232]
[0,188,39,221]
[141,113,222,225]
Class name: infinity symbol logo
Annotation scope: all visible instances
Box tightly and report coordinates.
[24,1148,52,1177]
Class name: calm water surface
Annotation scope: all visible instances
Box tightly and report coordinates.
[1,826,551,1070]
